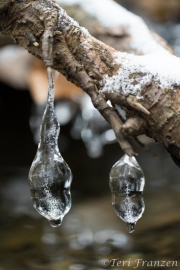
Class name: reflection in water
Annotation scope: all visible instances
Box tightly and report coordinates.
[1,162,180,269]
[69,264,86,270]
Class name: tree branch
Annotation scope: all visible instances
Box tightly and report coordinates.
[1,0,180,164]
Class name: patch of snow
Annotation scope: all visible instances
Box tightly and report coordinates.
[57,0,166,54]
[57,0,90,36]
[57,0,180,99]
[101,51,180,99]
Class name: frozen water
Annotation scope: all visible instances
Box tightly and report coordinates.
[111,193,145,233]
[28,68,72,227]
[109,154,145,232]
[110,154,145,195]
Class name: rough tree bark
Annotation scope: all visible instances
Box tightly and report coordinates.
[1,0,180,165]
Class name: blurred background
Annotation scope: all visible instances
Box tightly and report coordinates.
[1,0,180,269]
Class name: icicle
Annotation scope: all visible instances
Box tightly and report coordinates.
[28,67,72,227]
[109,154,145,233]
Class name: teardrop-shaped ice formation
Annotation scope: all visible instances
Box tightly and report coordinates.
[109,154,145,233]
[28,68,72,227]
[111,193,145,233]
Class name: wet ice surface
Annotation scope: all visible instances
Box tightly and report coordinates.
[28,68,72,227]
[110,154,145,233]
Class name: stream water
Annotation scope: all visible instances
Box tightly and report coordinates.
[1,138,180,270]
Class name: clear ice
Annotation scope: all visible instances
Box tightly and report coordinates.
[109,154,145,233]
[28,68,72,227]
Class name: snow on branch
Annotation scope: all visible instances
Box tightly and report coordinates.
[102,51,180,99]
[58,0,168,54]
[1,0,180,163]
[57,0,180,164]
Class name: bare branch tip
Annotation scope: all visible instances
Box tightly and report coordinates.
[127,95,150,115]
[124,147,137,157]
[33,42,39,47]
[47,66,52,72]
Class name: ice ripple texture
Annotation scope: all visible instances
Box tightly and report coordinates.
[109,154,145,233]
[28,69,72,227]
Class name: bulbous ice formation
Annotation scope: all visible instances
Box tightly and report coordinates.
[28,68,72,227]
[109,154,145,233]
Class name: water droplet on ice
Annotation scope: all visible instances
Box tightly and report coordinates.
[28,68,72,227]
[127,223,135,233]
[49,219,62,227]
[109,154,145,232]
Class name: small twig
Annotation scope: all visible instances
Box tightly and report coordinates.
[134,137,158,158]
[89,87,136,157]
[52,32,136,156]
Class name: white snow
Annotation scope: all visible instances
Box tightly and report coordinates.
[57,0,166,54]
[101,51,180,99]
[57,0,180,99]
[57,0,90,36]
